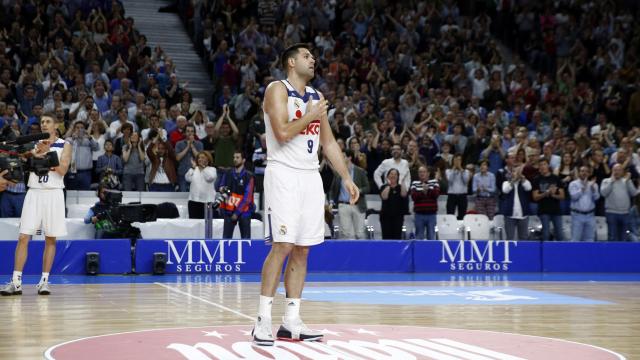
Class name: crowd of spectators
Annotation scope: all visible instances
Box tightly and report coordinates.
[2,0,640,242]
[180,0,640,241]
[0,0,244,219]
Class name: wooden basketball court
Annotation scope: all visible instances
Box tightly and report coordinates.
[1,274,638,359]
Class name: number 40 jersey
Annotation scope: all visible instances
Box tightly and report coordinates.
[27,137,66,189]
[264,79,321,170]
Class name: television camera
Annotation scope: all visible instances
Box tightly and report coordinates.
[94,189,158,239]
[0,133,60,182]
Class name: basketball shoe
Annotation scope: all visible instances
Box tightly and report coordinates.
[277,317,323,341]
[252,316,274,346]
[0,282,22,296]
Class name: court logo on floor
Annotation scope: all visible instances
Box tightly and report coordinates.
[45,324,624,360]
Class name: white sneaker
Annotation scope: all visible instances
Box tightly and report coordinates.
[277,317,323,341]
[0,282,22,296]
[36,282,51,295]
[252,316,274,346]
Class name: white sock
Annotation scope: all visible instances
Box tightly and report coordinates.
[39,272,49,285]
[284,298,301,322]
[258,295,273,319]
[12,271,22,286]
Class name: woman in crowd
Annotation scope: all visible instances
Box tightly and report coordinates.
[380,168,407,239]
[122,132,146,191]
[185,151,217,218]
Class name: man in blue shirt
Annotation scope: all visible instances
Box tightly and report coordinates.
[568,165,599,241]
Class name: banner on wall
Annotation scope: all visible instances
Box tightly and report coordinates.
[414,240,542,272]
[135,240,414,274]
[0,240,131,275]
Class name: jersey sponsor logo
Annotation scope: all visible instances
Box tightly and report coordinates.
[44,324,625,360]
[292,110,320,136]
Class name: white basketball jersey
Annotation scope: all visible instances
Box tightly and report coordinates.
[27,138,66,189]
[264,80,321,170]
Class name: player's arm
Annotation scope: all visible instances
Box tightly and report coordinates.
[53,142,72,176]
[264,81,327,143]
[319,96,360,205]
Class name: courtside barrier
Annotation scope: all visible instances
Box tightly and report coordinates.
[0,239,131,274]
[1,240,640,275]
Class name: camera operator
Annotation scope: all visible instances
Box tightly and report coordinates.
[84,183,125,239]
[218,150,255,239]
[0,169,24,217]
[1,114,72,296]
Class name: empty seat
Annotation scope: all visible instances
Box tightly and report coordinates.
[595,216,608,241]
[436,214,464,240]
[463,214,491,240]
[492,214,505,240]
[365,214,382,239]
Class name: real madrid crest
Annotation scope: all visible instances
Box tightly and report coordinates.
[279,225,287,235]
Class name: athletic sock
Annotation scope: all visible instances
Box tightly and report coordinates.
[258,295,273,320]
[284,298,301,323]
[39,272,49,285]
[12,271,22,286]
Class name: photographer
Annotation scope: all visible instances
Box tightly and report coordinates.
[65,120,98,190]
[1,114,72,296]
[218,150,254,239]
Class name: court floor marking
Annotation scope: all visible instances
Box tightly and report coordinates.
[154,282,254,321]
[154,282,372,360]
[152,283,627,360]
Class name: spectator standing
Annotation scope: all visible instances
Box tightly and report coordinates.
[329,150,370,239]
[212,105,239,169]
[502,166,531,240]
[380,168,407,239]
[569,165,599,242]
[175,125,203,192]
[411,166,440,240]
[146,140,178,192]
[472,160,497,219]
[600,164,637,241]
[185,151,217,218]
[121,132,146,191]
[532,158,565,240]
[66,120,98,190]
[373,144,411,191]
[446,154,471,220]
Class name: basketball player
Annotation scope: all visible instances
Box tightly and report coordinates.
[251,43,359,346]
[1,115,71,296]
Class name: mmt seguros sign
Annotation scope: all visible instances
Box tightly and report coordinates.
[165,240,252,273]
[439,240,518,271]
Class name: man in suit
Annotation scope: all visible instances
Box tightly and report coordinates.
[330,149,370,239]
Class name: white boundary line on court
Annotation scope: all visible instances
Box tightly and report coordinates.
[154,282,254,321]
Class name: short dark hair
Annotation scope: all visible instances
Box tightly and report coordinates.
[234,149,245,159]
[344,149,354,159]
[281,43,310,69]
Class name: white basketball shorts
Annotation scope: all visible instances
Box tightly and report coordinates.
[19,188,67,237]
[264,162,325,246]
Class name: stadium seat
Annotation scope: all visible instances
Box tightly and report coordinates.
[435,214,464,240]
[365,214,382,239]
[528,215,542,240]
[463,214,491,240]
[595,216,608,241]
[492,215,505,240]
[561,215,572,241]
